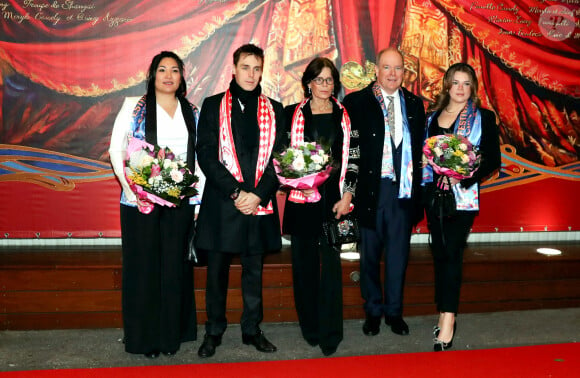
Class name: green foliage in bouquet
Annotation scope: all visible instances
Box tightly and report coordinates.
[274,142,333,179]
[125,143,198,205]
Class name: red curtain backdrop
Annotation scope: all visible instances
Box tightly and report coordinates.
[0,0,578,238]
[0,0,265,96]
[432,0,579,96]
[430,0,579,166]
[331,0,403,65]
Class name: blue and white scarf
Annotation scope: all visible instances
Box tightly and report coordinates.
[121,95,201,206]
[372,83,414,198]
[422,100,482,211]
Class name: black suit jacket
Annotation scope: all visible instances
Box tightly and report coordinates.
[195,92,284,254]
[342,83,426,229]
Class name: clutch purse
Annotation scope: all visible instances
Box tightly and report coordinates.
[185,218,207,266]
[323,213,360,246]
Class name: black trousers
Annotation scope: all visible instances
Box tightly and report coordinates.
[291,235,343,349]
[120,204,197,354]
[204,251,264,336]
[360,179,412,317]
[426,210,476,314]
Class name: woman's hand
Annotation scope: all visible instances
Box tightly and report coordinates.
[332,192,353,219]
[437,176,460,190]
[301,188,316,197]
[110,149,137,204]
[120,183,137,203]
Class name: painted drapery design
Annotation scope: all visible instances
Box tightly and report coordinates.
[0,0,578,237]
[393,0,579,189]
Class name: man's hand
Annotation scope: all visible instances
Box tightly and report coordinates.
[234,191,262,215]
[332,192,353,219]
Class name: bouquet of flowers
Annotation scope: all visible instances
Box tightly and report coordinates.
[423,134,481,180]
[273,142,333,203]
[423,134,481,218]
[125,137,198,214]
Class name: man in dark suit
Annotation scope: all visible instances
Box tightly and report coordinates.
[343,47,425,337]
[195,44,284,358]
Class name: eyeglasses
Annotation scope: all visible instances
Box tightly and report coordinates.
[312,77,334,85]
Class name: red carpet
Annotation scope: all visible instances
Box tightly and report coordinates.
[2,343,578,377]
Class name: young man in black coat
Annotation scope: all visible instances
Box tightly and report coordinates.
[342,47,426,337]
[195,44,284,358]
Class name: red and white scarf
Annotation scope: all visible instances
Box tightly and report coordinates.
[219,90,276,215]
[288,97,351,203]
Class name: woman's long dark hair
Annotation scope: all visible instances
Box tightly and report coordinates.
[146,51,187,98]
[144,51,188,146]
[429,62,480,112]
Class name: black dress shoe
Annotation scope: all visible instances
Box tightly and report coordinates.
[362,315,381,336]
[242,330,277,353]
[305,338,319,347]
[321,346,337,356]
[162,350,177,356]
[144,351,160,359]
[198,334,222,358]
[385,316,409,335]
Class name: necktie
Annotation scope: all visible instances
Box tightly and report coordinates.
[387,96,396,145]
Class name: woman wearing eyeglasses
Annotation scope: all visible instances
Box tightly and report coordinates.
[282,57,359,356]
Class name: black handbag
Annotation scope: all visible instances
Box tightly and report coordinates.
[427,176,457,218]
[185,217,207,266]
[323,213,360,247]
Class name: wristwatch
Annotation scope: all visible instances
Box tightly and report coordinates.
[230,187,241,201]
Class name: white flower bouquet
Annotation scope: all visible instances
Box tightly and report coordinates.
[124,137,198,214]
[273,142,333,203]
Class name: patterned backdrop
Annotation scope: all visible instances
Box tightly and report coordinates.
[0,0,578,238]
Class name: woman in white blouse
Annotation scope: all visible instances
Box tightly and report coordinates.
[109,51,199,359]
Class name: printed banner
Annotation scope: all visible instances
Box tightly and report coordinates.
[0,0,578,238]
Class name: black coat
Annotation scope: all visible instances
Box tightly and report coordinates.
[195,92,285,254]
[342,83,426,229]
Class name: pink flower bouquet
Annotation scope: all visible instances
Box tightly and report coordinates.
[273,142,333,203]
[124,137,198,214]
[423,134,481,180]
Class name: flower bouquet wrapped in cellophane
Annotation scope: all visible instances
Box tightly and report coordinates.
[422,134,481,218]
[273,141,333,203]
[124,137,198,214]
[423,134,481,180]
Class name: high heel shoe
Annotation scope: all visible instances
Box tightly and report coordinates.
[433,325,440,337]
[433,322,457,352]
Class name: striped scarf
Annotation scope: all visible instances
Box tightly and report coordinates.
[288,97,351,203]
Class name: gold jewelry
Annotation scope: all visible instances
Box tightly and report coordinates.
[312,100,332,113]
